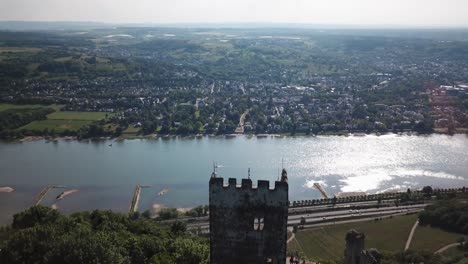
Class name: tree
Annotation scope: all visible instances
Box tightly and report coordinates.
[12,205,62,229]
[150,253,174,264]
[142,210,152,219]
[418,199,468,234]
[1,207,209,264]
[114,126,123,137]
[422,186,433,197]
[414,119,434,134]
[173,238,209,264]
[187,206,204,217]
[170,221,187,235]
[158,208,178,220]
[130,211,141,220]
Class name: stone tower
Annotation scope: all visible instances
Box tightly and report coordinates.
[209,169,289,264]
[344,229,381,264]
[344,229,365,264]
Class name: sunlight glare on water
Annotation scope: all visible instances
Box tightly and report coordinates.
[1,134,468,223]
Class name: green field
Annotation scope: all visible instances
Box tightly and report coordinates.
[0,47,42,53]
[411,224,467,252]
[19,119,93,132]
[289,214,418,261]
[289,214,468,262]
[1,104,110,132]
[0,103,62,112]
[10,107,111,132]
[47,111,109,121]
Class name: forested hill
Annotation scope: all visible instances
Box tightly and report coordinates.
[0,206,209,264]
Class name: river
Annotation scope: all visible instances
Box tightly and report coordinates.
[1,134,468,224]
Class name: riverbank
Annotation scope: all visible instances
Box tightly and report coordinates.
[5,130,468,143]
[0,187,14,193]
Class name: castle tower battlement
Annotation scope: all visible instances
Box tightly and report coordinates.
[209,177,288,208]
[209,170,289,264]
[210,177,288,189]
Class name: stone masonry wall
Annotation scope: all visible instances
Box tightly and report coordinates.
[209,177,289,264]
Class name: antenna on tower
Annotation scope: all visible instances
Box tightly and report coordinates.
[211,162,218,178]
[248,168,251,179]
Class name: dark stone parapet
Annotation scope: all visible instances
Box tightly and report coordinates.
[209,177,288,191]
[257,180,269,189]
[241,178,252,189]
[228,178,237,186]
[209,177,224,185]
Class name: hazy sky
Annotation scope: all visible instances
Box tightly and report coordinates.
[1,0,468,26]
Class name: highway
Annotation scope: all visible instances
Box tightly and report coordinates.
[288,204,425,223]
[186,204,426,231]
[288,200,399,214]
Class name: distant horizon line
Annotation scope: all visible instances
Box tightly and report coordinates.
[1,20,468,30]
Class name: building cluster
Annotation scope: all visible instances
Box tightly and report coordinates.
[429,83,468,132]
[4,71,467,134]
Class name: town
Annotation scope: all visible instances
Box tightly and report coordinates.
[1,27,468,139]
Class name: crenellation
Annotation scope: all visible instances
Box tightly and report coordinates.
[210,177,287,192]
[228,178,237,185]
[210,177,224,186]
[241,178,252,188]
[275,180,288,190]
[257,180,270,189]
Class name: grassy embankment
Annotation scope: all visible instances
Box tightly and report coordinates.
[119,125,142,139]
[288,214,467,262]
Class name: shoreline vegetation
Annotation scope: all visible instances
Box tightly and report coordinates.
[6,130,468,143]
[1,103,466,142]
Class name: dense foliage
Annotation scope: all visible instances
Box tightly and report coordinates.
[0,206,209,264]
[419,199,468,234]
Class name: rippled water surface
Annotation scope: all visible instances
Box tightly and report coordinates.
[1,134,467,224]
